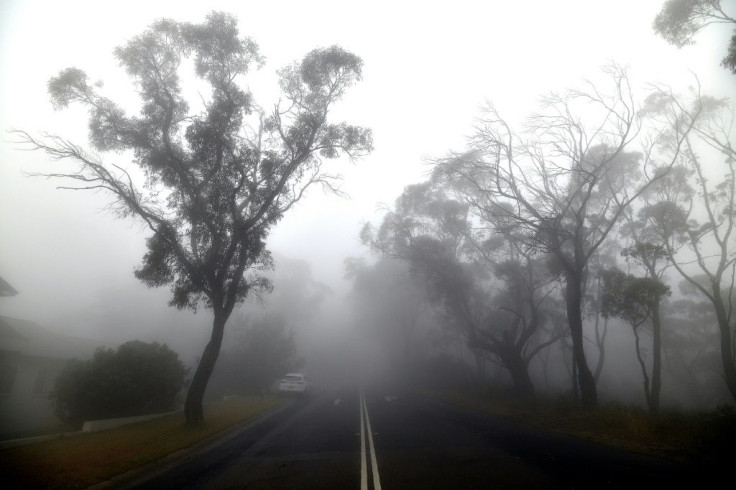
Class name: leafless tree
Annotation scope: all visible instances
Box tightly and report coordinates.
[641,87,736,400]
[432,66,698,407]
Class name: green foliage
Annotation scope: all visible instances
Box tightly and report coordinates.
[621,242,667,265]
[51,341,188,428]
[600,269,671,327]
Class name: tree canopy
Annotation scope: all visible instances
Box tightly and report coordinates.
[654,0,736,73]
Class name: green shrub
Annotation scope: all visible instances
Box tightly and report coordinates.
[51,341,188,428]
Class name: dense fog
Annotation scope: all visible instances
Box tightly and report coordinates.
[1,0,734,430]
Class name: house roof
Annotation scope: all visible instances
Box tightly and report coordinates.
[0,316,99,360]
[0,276,18,297]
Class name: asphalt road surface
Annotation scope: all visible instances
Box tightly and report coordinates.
[122,388,700,489]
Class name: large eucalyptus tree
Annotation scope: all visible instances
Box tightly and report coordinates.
[16,12,372,423]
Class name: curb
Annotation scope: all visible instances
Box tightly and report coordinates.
[0,411,182,450]
[82,411,179,433]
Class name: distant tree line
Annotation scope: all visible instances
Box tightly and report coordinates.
[360,65,735,412]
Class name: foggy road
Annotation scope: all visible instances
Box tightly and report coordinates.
[120,388,696,490]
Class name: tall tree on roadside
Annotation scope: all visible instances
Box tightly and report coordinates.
[600,269,671,413]
[615,166,687,413]
[641,88,736,401]
[432,66,698,407]
[653,0,736,73]
[584,242,621,385]
[15,12,372,423]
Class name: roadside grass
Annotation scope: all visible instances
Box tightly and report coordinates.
[0,395,284,489]
[435,391,736,463]
[1,423,76,442]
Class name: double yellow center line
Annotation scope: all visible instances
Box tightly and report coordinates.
[359,390,382,490]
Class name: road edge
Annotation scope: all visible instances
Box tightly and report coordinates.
[89,398,296,489]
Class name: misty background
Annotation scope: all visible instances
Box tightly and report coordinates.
[1,1,734,408]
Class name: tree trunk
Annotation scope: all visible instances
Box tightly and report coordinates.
[650,300,662,414]
[632,325,653,413]
[593,316,608,383]
[499,348,534,399]
[541,345,552,391]
[566,275,597,408]
[185,311,228,424]
[571,353,579,402]
[562,339,578,401]
[592,276,607,383]
[713,293,736,401]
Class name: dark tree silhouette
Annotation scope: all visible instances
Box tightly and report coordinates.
[585,243,620,385]
[16,12,371,423]
[363,183,564,398]
[617,177,683,414]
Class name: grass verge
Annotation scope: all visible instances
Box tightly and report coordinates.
[434,391,736,463]
[0,396,284,489]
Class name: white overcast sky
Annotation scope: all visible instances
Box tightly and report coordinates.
[0,0,734,347]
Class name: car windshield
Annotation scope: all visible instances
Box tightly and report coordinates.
[283,375,303,382]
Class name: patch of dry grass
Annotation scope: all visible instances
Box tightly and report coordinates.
[435,392,735,462]
[0,396,284,489]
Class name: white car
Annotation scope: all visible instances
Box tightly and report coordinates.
[278,373,310,396]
